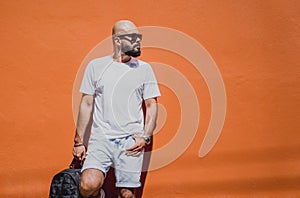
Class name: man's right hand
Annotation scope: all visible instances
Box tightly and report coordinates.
[72,145,86,161]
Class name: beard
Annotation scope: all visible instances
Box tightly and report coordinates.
[121,44,141,57]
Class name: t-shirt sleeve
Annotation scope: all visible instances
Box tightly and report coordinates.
[143,64,161,100]
[80,61,95,95]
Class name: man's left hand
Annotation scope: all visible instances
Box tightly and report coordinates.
[125,134,146,156]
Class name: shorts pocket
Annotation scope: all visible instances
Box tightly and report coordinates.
[123,136,136,150]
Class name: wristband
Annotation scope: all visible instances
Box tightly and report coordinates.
[74,143,84,147]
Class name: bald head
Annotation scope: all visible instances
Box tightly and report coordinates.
[112,20,138,35]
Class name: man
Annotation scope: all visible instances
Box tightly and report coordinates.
[72,20,160,198]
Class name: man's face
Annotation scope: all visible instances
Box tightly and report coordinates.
[118,33,142,57]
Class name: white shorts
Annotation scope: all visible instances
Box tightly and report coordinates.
[82,135,143,188]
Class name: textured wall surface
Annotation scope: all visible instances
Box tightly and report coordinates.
[0,0,299,197]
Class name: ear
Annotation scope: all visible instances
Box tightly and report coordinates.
[113,36,121,46]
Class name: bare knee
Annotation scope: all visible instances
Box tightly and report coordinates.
[119,188,135,198]
[80,169,104,198]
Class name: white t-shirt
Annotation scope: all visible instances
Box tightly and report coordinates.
[80,55,161,139]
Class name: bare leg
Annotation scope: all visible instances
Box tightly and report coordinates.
[80,168,105,198]
[118,188,135,198]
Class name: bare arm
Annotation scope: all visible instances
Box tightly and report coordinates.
[126,97,158,156]
[143,98,158,137]
[72,94,94,160]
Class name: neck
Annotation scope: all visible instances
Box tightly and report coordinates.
[113,53,131,63]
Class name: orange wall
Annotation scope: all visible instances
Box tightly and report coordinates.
[0,0,299,197]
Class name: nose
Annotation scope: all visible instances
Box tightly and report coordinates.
[135,40,141,45]
[133,43,140,48]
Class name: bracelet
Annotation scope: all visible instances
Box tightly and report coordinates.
[74,143,84,147]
